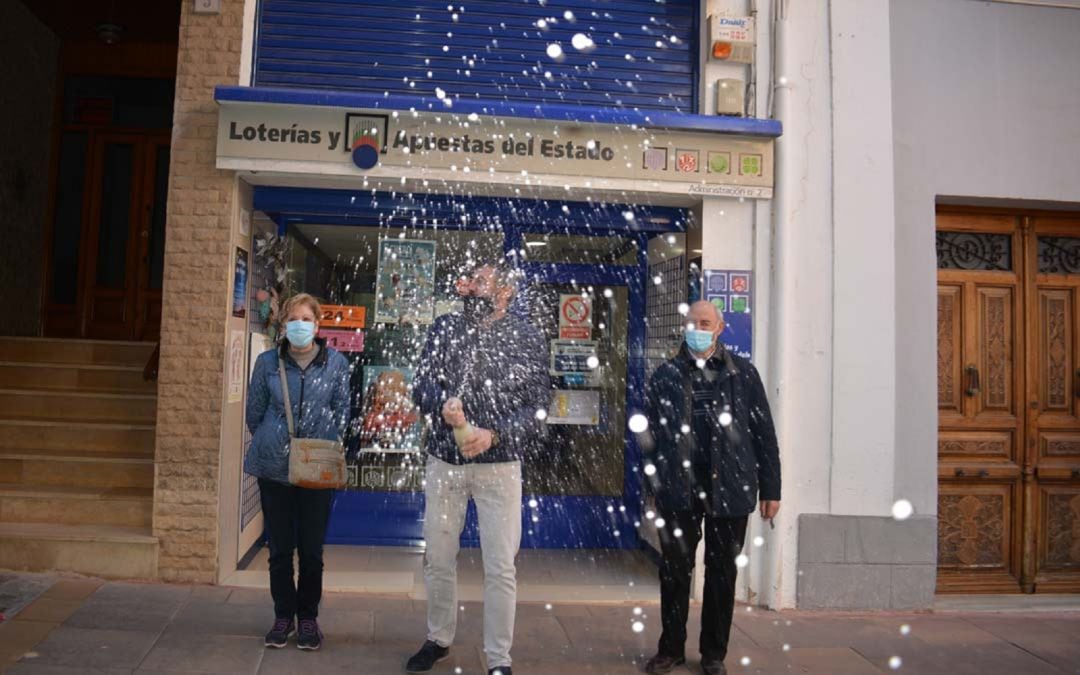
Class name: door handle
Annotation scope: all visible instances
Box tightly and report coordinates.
[965,365,980,397]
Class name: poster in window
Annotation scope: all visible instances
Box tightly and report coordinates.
[374,239,437,325]
[357,365,423,454]
[232,247,248,318]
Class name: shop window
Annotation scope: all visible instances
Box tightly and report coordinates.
[288,224,504,493]
[936,231,1012,271]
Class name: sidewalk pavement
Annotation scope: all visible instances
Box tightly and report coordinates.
[0,576,1078,675]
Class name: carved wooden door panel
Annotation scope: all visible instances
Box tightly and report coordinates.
[1026,217,1080,593]
[936,213,1026,593]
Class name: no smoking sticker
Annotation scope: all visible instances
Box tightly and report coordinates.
[559,294,592,339]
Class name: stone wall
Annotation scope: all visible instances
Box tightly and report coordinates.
[153,0,244,583]
[0,2,58,336]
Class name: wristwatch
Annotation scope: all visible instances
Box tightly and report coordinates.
[490,430,501,448]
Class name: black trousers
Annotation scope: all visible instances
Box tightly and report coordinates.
[258,478,335,620]
[656,504,748,662]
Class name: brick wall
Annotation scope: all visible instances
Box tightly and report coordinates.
[154,0,244,582]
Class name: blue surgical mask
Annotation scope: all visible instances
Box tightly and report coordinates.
[685,328,716,354]
[285,320,316,348]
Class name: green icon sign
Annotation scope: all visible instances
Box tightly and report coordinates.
[709,152,730,174]
[740,154,761,176]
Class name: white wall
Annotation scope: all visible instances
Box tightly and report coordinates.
[830,0,898,517]
[890,0,1080,516]
[767,0,835,608]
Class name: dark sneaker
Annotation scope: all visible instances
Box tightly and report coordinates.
[701,660,727,675]
[405,640,450,673]
[489,668,513,675]
[296,618,323,651]
[644,653,686,674]
[264,618,294,648]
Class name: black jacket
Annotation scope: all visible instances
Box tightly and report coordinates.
[413,311,549,464]
[644,344,781,517]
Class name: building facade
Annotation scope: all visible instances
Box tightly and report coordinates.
[2,0,1078,610]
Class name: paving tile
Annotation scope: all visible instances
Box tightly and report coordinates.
[138,632,263,674]
[517,601,593,618]
[257,639,481,674]
[0,620,56,665]
[501,615,572,661]
[12,599,82,624]
[869,616,998,646]
[859,639,1066,675]
[40,579,104,602]
[553,613,656,660]
[371,604,430,643]
[24,627,158,670]
[223,587,269,606]
[734,614,913,656]
[785,647,884,674]
[162,601,274,637]
[321,593,419,613]
[5,663,131,675]
[958,616,1080,672]
[311,608,375,641]
[86,583,191,605]
[188,585,234,603]
[63,584,188,632]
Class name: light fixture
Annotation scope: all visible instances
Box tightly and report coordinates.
[96,22,123,44]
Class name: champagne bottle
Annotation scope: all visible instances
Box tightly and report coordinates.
[446,397,474,449]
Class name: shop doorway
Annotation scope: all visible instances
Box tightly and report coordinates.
[249,187,687,550]
[936,208,1080,593]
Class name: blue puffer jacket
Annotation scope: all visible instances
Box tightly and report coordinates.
[244,337,352,484]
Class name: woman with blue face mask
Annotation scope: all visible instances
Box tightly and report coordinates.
[244,293,352,653]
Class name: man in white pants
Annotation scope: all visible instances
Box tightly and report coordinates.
[406,263,548,675]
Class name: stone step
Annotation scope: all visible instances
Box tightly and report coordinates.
[0,361,156,394]
[0,450,154,489]
[0,337,155,367]
[0,484,153,528]
[0,420,155,454]
[0,522,157,578]
[0,389,157,424]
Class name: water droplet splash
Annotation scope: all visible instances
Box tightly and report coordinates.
[892,499,914,521]
[735,553,749,568]
[628,414,649,433]
[571,33,595,51]
[888,656,902,670]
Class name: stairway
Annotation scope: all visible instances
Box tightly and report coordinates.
[0,337,159,578]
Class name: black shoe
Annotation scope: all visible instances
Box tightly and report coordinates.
[489,668,512,675]
[406,640,450,673]
[296,618,323,651]
[701,660,727,675]
[644,653,686,674]
[264,617,294,648]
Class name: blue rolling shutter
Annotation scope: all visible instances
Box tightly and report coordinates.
[253,0,699,112]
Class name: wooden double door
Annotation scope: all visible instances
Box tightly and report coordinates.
[937,210,1080,593]
[44,130,170,341]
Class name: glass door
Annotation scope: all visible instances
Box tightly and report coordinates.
[510,257,648,549]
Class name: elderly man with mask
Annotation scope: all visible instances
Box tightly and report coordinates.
[406,262,548,675]
[643,301,781,675]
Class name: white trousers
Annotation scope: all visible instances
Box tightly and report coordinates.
[423,455,522,669]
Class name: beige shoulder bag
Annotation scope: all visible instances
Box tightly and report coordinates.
[279,356,346,489]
